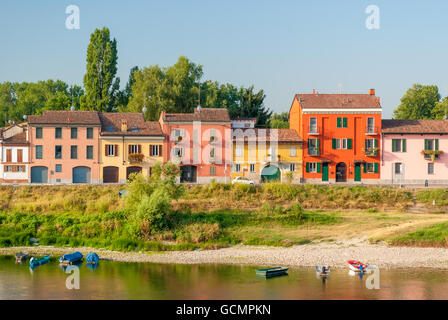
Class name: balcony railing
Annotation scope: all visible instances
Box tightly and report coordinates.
[421,150,443,162]
[308,127,320,135]
[365,126,378,135]
[308,148,320,156]
[365,147,379,157]
[128,153,144,163]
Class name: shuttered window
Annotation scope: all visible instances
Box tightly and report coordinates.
[36,145,43,159]
[105,145,118,157]
[17,149,23,163]
[86,146,94,159]
[86,128,93,139]
[128,145,141,154]
[6,149,12,162]
[70,146,78,159]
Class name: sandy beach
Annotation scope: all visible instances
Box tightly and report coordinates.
[2,238,448,269]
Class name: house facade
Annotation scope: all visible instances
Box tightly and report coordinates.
[381,119,448,185]
[159,107,232,183]
[99,113,164,183]
[0,124,29,183]
[289,89,382,183]
[27,111,101,184]
[232,119,303,183]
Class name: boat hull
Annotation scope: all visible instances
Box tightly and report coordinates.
[255,267,288,278]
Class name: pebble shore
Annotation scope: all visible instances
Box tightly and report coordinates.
[2,239,448,269]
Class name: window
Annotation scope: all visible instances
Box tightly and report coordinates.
[364,163,379,173]
[309,117,317,133]
[367,118,375,133]
[86,146,94,159]
[71,127,78,139]
[394,163,403,174]
[210,148,216,159]
[55,146,62,159]
[235,164,241,172]
[87,128,93,139]
[337,117,348,128]
[173,147,183,157]
[365,139,375,149]
[392,139,406,152]
[210,129,217,142]
[235,146,243,157]
[332,138,352,150]
[209,166,216,175]
[106,145,117,157]
[5,166,11,172]
[55,127,62,139]
[17,166,25,172]
[128,144,140,154]
[307,162,319,173]
[250,164,255,172]
[290,146,297,157]
[425,139,438,151]
[290,164,295,172]
[70,146,77,159]
[6,149,12,162]
[55,164,62,173]
[36,127,43,139]
[130,126,139,132]
[428,163,434,175]
[308,139,319,156]
[150,145,160,156]
[36,145,43,159]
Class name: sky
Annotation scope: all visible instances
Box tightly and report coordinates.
[1,1,448,118]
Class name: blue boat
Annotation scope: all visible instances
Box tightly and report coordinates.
[255,267,288,278]
[29,255,50,269]
[59,251,83,265]
[86,252,99,264]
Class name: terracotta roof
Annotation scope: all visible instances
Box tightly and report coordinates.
[28,111,101,125]
[163,108,230,122]
[233,128,303,142]
[382,119,448,134]
[2,131,27,144]
[99,113,163,136]
[295,94,381,109]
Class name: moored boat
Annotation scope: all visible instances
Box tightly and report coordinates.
[348,260,367,272]
[255,267,288,278]
[29,255,50,269]
[315,265,331,275]
[59,251,83,266]
[86,252,99,264]
[15,251,29,263]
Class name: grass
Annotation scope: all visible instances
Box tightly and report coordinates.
[416,189,448,207]
[390,222,448,247]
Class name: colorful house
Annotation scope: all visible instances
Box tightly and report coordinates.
[289,89,382,183]
[27,111,101,184]
[232,118,303,183]
[159,107,232,183]
[381,119,448,185]
[99,113,164,183]
[0,123,29,183]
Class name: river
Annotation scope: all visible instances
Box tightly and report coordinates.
[1,255,448,299]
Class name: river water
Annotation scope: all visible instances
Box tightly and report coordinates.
[1,255,448,299]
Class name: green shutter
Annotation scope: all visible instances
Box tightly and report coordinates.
[374,163,379,173]
[343,117,347,128]
[306,162,310,173]
[317,163,321,173]
[392,140,396,152]
[374,139,377,148]
[347,139,352,149]
[316,139,320,155]
[332,139,336,149]
[337,117,341,128]
[436,139,439,151]
[364,163,367,173]
[425,139,428,150]
[402,139,406,152]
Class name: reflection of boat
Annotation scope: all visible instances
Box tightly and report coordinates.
[86,252,99,264]
[255,267,288,278]
[59,252,83,266]
[86,263,99,271]
[29,255,50,269]
[315,265,330,275]
[15,251,29,263]
[348,260,367,272]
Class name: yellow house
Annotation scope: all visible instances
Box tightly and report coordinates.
[231,123,303,183]
[99,113,164,183]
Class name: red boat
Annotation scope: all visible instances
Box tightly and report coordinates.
[348,260,367,272]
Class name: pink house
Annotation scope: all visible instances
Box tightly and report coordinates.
[381,119,448,185]
[159,107,232,183]
[27,111,101,184]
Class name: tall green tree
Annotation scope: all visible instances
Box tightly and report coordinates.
[269,112,289,128]
[228,86,272,127]
[80,27,119,112]
[393,84,441,119]
[116,66,138,110]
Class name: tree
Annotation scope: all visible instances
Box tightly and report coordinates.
[228,86,272,127]
[116,66,138,110]
[393,84,441,119]
[80,27,119,112]
[269,112,289,128]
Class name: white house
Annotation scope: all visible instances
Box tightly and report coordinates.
[0,124,29,183]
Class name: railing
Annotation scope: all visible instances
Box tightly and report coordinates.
[128,153,144,163]
[308,127,319,135]
[365,126,378,135]
[421,150,443,161]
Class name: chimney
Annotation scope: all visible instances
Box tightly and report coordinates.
[369,88,375,95]
[312,89,315,94]
[376,97,380,103]
[121,120,128,132]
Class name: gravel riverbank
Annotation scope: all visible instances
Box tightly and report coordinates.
[2,239,448,269]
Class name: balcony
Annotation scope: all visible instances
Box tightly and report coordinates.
[307,148,320,156]
[421,150,443,162]
[308,127,320,135]
[128,153,144,164]
[365,147,379,157]
[365,126,378,135]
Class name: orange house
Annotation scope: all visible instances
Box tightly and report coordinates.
[289,89,382,183]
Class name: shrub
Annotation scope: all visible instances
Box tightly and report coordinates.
[135,188,173,233]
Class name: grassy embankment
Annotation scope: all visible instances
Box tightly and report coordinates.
[1,184,448,251]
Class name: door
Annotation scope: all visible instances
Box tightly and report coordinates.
[322,163,329,181]
[126,166,142,180]
[392,162,404,184]
[336,162,347,182]
[180,165,197,183]
[103,166,119,183]
[73,166,91,183]
[31,166,48,183]
[354,163,361,182]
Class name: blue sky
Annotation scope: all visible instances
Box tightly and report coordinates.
[1,1,448,118]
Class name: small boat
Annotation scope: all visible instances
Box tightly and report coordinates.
[59,251,83,266]
[29,255,50,269]
[86,252,99,264]
[315,265,331,275]
[15,251,29,263]
[255,267,288,278]
[348,260,367,272]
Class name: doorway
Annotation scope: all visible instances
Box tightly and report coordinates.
[354,163,361,182]
[322,163,329,182]
[180,165,197,183]
[336,162,347,183]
